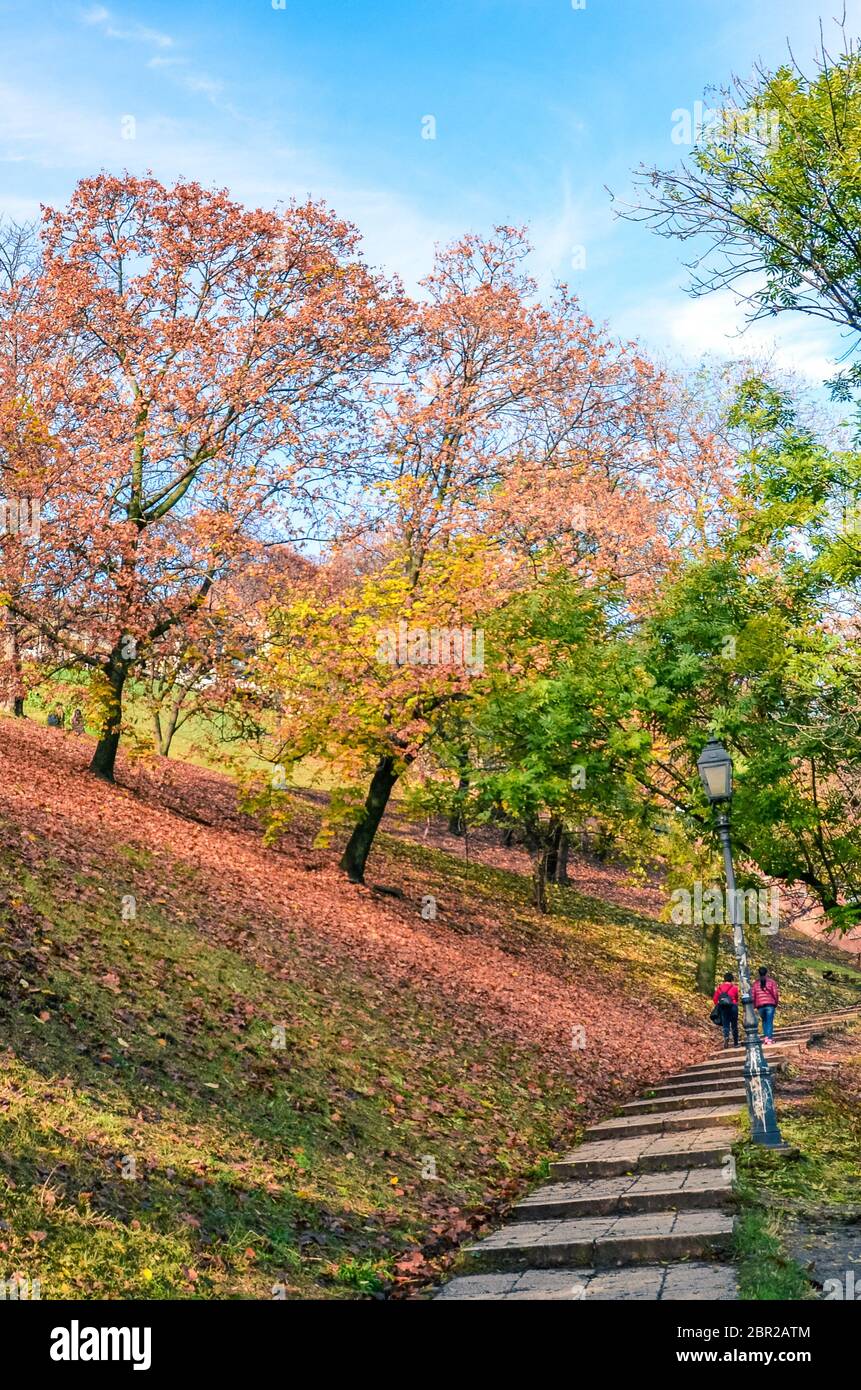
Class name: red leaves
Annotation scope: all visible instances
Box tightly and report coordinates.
[0,718,716,1297]
[0,718,707,1115]
[1,173,401,766]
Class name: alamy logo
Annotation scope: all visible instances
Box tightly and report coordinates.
[671,101,780,148]
[0,497,40,538]
[0,1275,40,1299]
[376,621,484,672]
[50,1321,152,1372]
[823,1272,861,1300]
[669,883,780,935]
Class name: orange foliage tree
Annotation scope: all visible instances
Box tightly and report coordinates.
[256,229,728,882]
[0,174,399,779]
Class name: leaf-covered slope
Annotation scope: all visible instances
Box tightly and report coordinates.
[0,719,856,1299]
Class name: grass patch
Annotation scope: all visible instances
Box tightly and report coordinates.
[733,1208,813,1300]
[0,838,583,1299]
[733,1025,861,1299]
[735,1041,861,1212]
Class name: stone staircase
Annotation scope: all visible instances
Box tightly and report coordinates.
[434,1006,861,1301]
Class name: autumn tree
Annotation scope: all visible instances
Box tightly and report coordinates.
[0,218,50,716]
[1,174,398,779]
[253,537,499,878]
[632,381,861,938]
[139,547,307,758]
[297,228,689,882]
[416,569,644,910]
[625,30,861,402]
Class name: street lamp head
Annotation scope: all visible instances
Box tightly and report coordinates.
[697,738,733,804]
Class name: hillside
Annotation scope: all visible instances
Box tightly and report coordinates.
[0,718,858,1300]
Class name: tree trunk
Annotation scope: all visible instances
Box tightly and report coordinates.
[0,692,25,716]
[1,616,25,716]
[448,773,469,835]
[339,755,399,883]
[695,918,721,996]
[546,821,563,880]
[154,695,183,757]
[555,831,570,885]
[89,661,128,782]
[533,848,550,912]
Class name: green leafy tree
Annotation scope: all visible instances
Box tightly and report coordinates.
[635,384,861,933]
[417,572,646,911]
[626,32,861,403]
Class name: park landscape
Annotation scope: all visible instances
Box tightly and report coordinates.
[1,4,861,1308]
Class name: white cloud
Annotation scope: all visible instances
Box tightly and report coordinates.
[80,8,225,107]
[177,73,224,101]
[620,283,844,384]
[528,173,616,293]
[80,5,174,50]
[0,75,454,291]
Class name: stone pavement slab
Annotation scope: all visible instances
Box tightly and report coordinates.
[434,1262,738,1300]
[585,1103,743,1139]
[513,1167,732,1220]
[464,1207,734,1271]
[662,1263,738,1300]
[551,1125,734,1179]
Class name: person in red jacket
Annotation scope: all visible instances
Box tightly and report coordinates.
[751,966,780,1042]
[713,972,739,1048]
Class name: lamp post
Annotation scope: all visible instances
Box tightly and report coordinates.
[696,739,786,1148]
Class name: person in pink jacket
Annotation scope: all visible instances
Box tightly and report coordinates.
[713,973,739,1048]
[751,966,779,1042]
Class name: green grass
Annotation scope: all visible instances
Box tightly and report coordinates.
[733,1208,813,1301]
[0,837,583,1299]
[796,955,861,985]
[733,1021,861,1299]
[735,1035,861,1212]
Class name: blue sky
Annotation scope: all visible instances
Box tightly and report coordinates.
[1,0,859,382]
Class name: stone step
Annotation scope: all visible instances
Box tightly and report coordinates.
[693,1045,794,1063]
[551,1125,733,1180]
[462,1208,734,1273]
[620,1088,746,1115]
[652,1075,753,1097]
[513,1168,733,1221]
[655,1063,786,1095]
[434,1261,738,1300]
[793,1010,860,1019]
[664,1058,786,1085]
[717,1028,817,1046]
[684,1048,793,1074]
[430,1008,858,1303]
[585,1104,742,1140]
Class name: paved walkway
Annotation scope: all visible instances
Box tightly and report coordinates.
[434,1007,861,1300]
